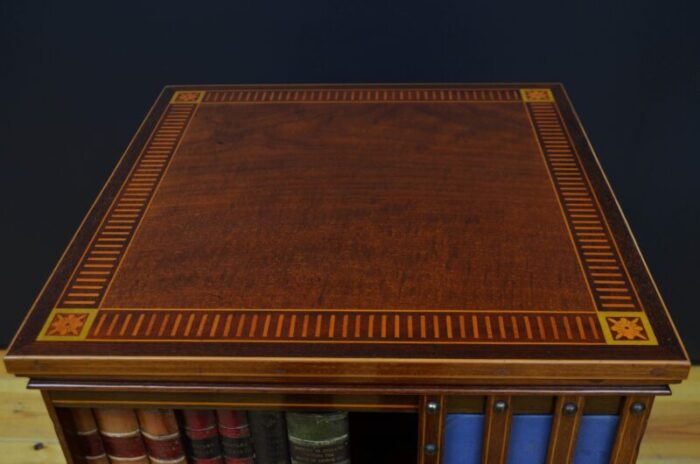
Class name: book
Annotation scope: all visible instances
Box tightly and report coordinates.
[92,408,149,464]
[70,408,109,464]
[183,409,224,464]
[137,409,187,464]
[216,410,255,464]
[443,414,484,464]
[573,415,619,464]
[506,415,552,464]
[249,411,290,464]
[286,411,350,464]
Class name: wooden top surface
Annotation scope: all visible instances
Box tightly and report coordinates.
[5,84,689,385]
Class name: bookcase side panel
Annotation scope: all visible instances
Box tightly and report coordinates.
[42,391,79,464]
[481,395,513,464]
[609,395,654,464]
[418,395,446,464]
[546,395,585,463]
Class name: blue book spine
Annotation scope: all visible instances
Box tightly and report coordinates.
[573,415,619,464]
[506,415,552,464]
[444,412,619,464]
[443,414,484,464]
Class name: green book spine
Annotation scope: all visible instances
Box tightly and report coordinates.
[285,412,350,464]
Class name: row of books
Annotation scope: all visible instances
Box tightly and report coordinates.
[443,414,620,464]
[70,407,619,464]
[70,408,350,464]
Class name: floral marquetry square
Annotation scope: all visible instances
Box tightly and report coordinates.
[597,312,658,345]
[171,90,204,104]
[521,88,554,102]
[37,309,97,341]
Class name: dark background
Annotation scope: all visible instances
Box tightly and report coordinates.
[1,1,699,360]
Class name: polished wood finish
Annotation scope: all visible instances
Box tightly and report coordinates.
[8,357,689,386]
[28,378,672,397]
[610,396,655,464]
[106,102,586,312]
[43,393,76,464]
[418,395,446,464]
[2,85,691,463]
[3,357,699,464]
[4,84,689,386]
[546,395,585,463]
[46,390,420,412]
[481,395,512,464]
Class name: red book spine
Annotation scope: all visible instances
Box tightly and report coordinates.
[216,410,254,464]
[93,408,149,464]
[137,409,187,464]
[183,409,224,464]
[70,408,109,464]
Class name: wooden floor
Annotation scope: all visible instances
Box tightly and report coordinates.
[0,357,697,464]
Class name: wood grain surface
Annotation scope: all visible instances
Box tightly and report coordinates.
[4,84,689,385]
[105,101,588,311]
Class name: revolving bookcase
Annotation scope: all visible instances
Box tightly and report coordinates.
[4,84,689,464]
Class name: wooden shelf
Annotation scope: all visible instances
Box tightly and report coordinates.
[2,358,698,463]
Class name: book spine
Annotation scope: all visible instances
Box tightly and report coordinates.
[249,411,290,464]
[183,409,224,464]
[286,412,350,464]
[508,415,552,464]
[70,408,109,464]
[137,409,187,464]
[93,408,150,464]
[574,415,619,464]
[216,410,255,464]
[443,414,484,464]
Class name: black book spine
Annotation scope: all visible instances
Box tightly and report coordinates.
[249,411,291,464]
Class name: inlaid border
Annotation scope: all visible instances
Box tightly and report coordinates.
[525,101,642,312]
[53,103,198,309]
[37,87,655,346]
[199,88,522,103]
[72,309,603,344]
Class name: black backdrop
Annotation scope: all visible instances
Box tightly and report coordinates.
[2,1,699,360]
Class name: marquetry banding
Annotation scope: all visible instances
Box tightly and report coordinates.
[54,103,197,310]
[37,87,656,346]
[526,102,641,313]
[200,88,523,104]
[85,309,603,344]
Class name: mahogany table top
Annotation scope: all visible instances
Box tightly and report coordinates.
[5,84,689,385]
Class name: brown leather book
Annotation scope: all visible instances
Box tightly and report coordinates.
[93,408,150,464]
[183,409,224,464]
[70,408,109,464]
[137,409,186,464]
